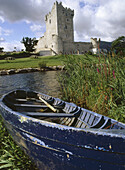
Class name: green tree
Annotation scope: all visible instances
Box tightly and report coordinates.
[111,36,125,55]
[21,37,38,52]
[0,47,4,52]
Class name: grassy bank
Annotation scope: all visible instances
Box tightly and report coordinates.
[58,54,125,123]
[0,54,101,70]
[0,55,64,70]
[0,116,38,169]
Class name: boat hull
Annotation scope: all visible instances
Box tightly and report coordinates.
[0,103,125,170]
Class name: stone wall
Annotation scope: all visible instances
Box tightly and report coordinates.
[39,50,52,56]
[63,42,92,54]
[74,42,92,54]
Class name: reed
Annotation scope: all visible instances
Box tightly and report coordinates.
[58,54,125,123]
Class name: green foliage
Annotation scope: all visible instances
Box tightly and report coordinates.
[58,54,125,123]
[0,47,4,52]
[111,36,125,56]
[0,117,38,169]
[0,51,31,60]
[38,61,47,69]
[86,51,92,55]
[21,37,38,52]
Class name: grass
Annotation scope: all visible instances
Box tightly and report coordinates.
[58,54,125,123]
[0,116,38,170]
[0,54,101,70]
[0,55,64,70]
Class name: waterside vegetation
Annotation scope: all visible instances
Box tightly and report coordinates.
[58,53,125,123]
[0,52,125,169]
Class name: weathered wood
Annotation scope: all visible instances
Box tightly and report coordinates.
[14,104,48,108]
[22,112,79,117]
[38,96,57,112]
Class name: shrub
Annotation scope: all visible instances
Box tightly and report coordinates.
[38,61,47,69]
[30,55,38,59]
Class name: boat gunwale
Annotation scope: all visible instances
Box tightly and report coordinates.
[0,90,125,138]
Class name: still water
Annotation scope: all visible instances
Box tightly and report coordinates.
[0,71,61,98]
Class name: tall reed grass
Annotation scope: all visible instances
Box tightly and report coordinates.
[59,54,125,123]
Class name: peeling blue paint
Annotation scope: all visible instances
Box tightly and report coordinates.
[0,90,125,170]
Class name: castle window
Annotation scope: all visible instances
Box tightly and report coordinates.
[49,19,51,24]
[65,25,67,29]
[66,13,67,16]
[67,19,69,22]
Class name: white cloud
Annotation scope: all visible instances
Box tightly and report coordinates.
[0,41,25,51]
[0,0,55,23]
[0,16,4,23]
[30,24,45,38]
[24,20,31,24]
[67,0,125,41]
[0,0,125,44]
[4,29,13,36]
[30,24,42,32]
[0,26,12,36]
[0,37,5,42]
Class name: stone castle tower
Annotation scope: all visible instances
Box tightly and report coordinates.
[36,2,92,55]
[46,1,74,43]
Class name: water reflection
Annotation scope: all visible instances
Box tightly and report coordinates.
[0,71,61,98]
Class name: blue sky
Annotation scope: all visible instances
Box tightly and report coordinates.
[1,21,35,42]
[0,0,125,51]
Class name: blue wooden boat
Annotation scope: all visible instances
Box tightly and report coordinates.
[0,89,125,170]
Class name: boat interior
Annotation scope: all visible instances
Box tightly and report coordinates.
[2,90,125,130]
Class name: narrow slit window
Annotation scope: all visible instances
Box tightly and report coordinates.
[65,25,67,29]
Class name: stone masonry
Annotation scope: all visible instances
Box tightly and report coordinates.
[35,2,111,55]
[35,2,92,55]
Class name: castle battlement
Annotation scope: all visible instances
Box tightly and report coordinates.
[45,1,74,22]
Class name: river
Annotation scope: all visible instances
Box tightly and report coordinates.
[0,71,61,98]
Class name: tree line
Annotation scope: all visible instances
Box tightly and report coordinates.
[0,36,125,54]
[0,37,38,53]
